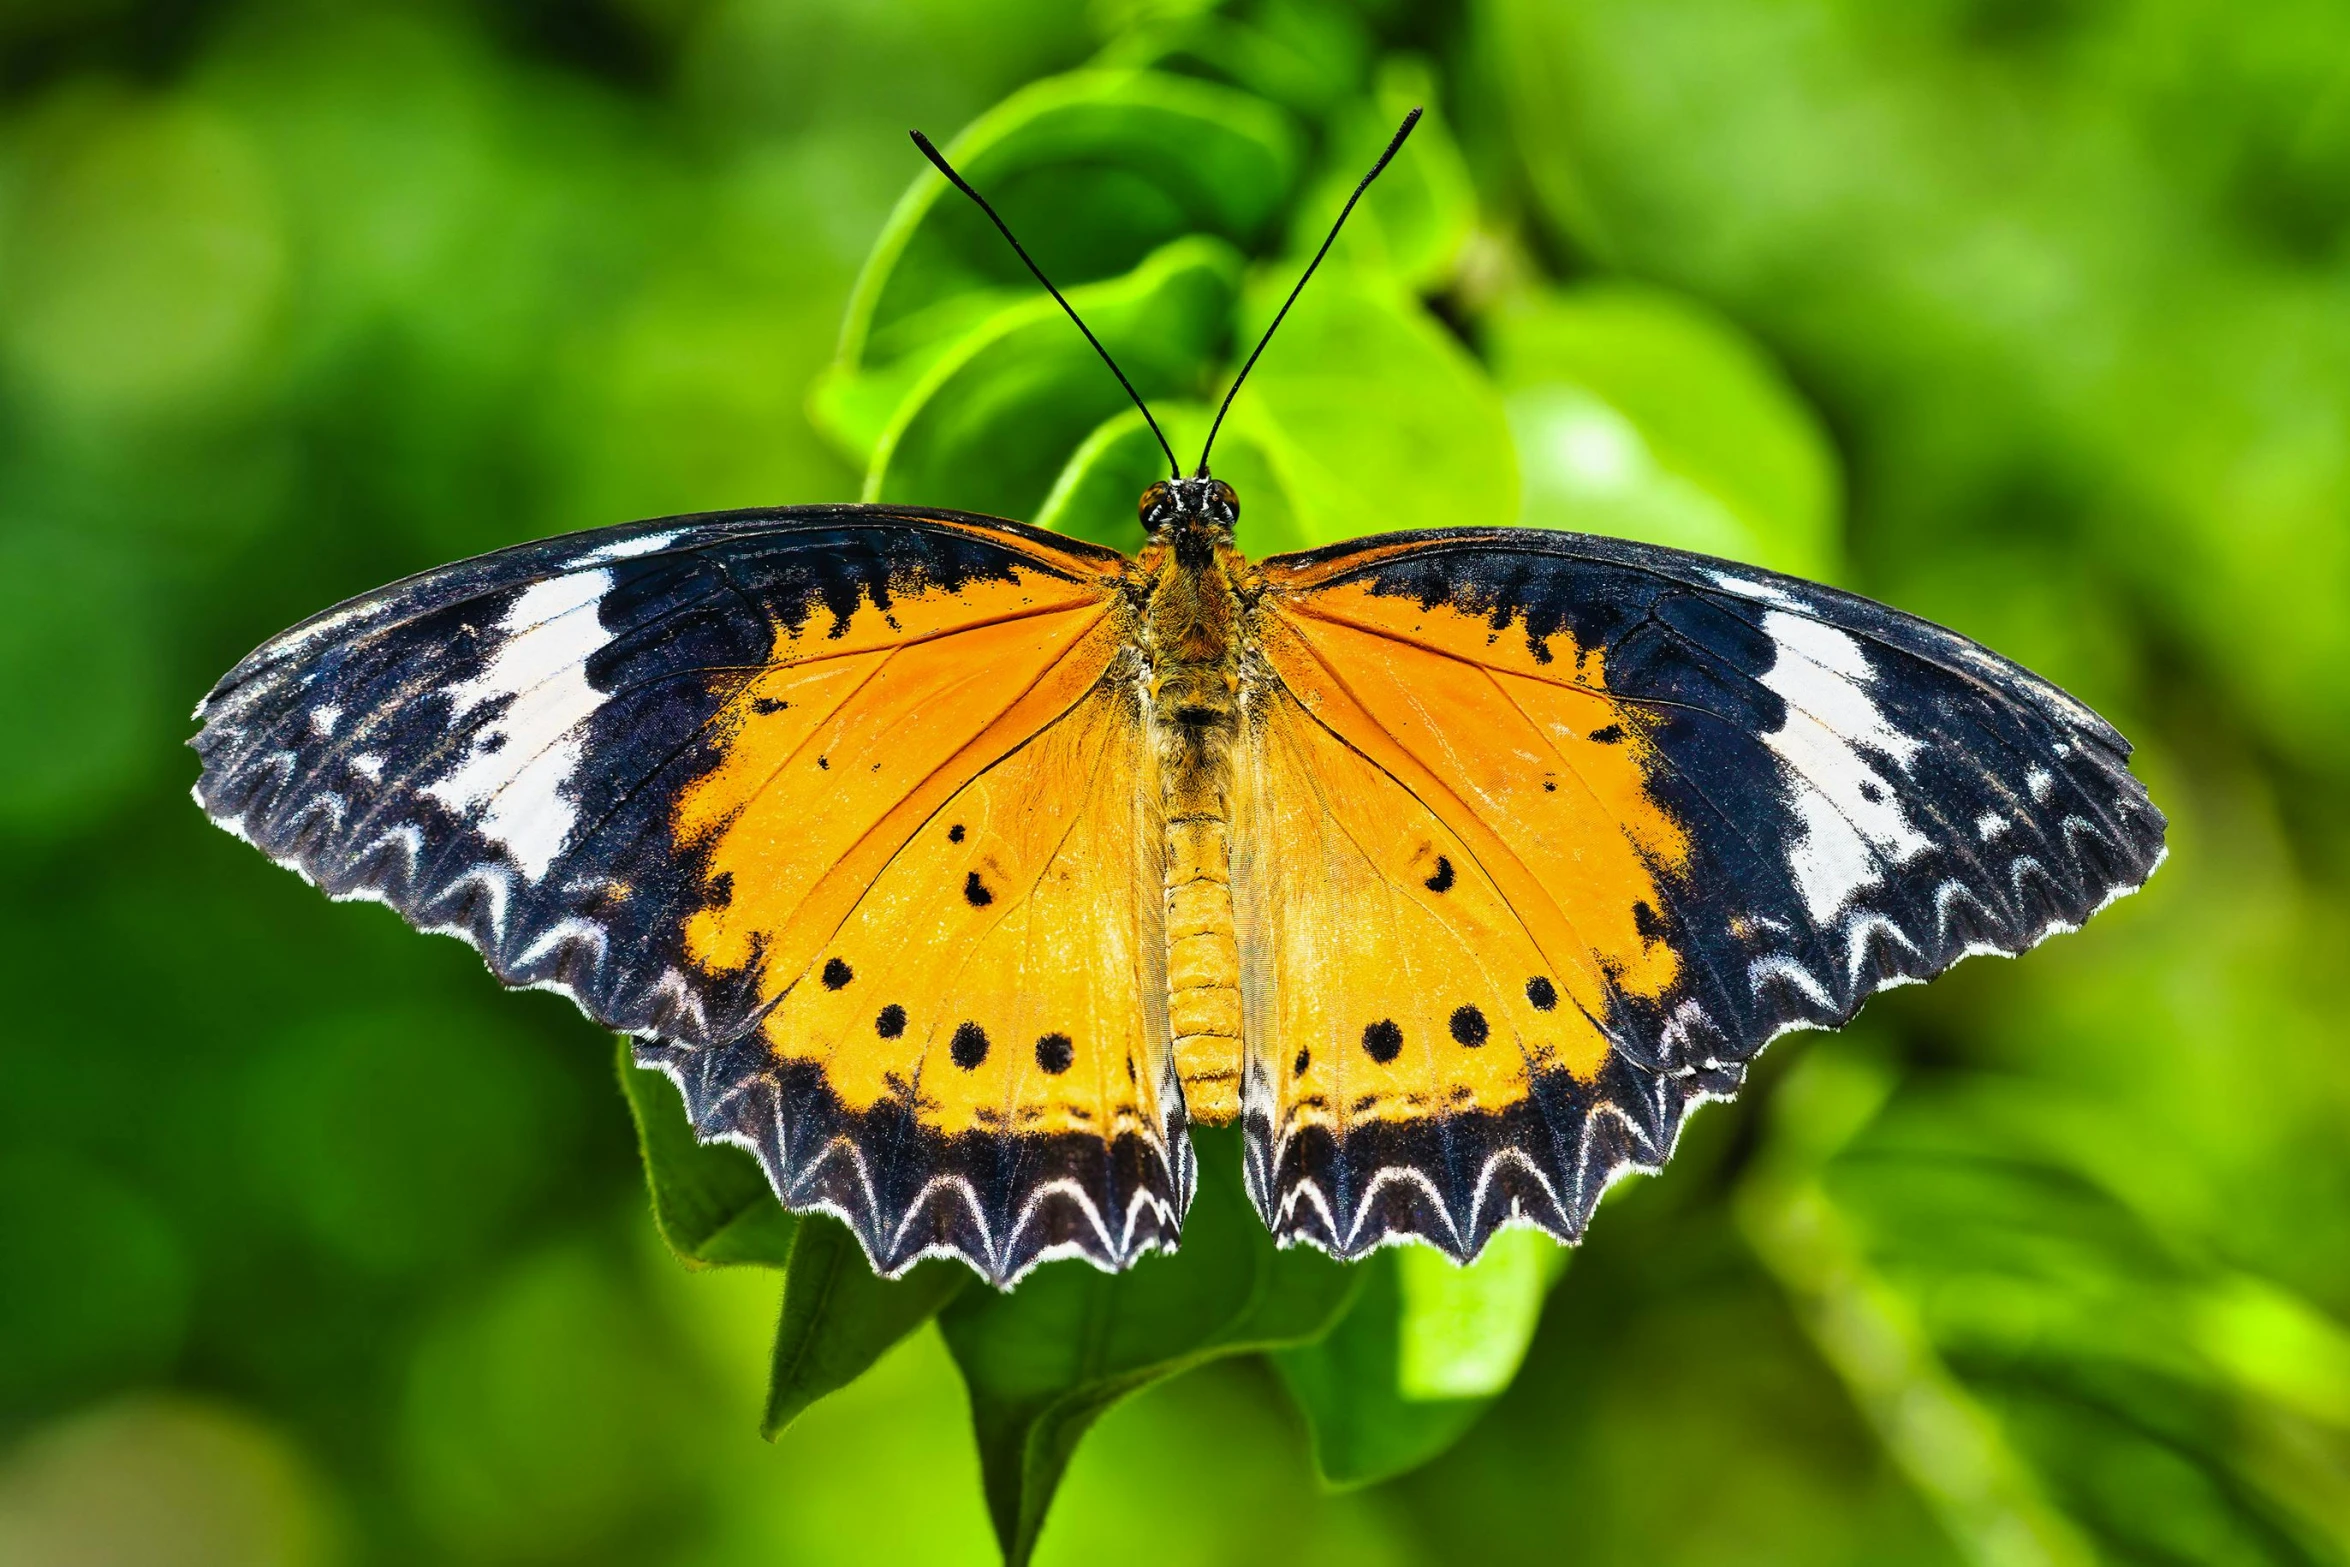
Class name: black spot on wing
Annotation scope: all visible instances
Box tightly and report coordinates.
[963,871,993,907]
[1362,1019,1403,1063]
[1423,855,1455,893]
[821,957,853,990]
[1525,975,1557,1011]
[1036,1032,1074,1074]
[951,1021,989,1070]
[875,1004,907,1038]
[1449,1004,1489,1047]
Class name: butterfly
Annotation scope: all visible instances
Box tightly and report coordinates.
[191,112,2165,1287]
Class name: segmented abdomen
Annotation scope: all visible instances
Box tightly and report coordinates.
[1164,806,1242,1124]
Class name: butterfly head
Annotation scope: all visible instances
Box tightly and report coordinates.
[1140,476,1238,563]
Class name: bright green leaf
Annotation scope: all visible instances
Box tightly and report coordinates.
[614,1039,796,1271]
[1271,1248,1497,1489]
[1273,1230,1570,1489]
[834,69,1298,378]
[764,1214,968,1438]
[1744,1037,2350,1566]
[937,1126,1358,1565]
[1223,274,1517,553]
[2193,1273,2350,1431]
[1031,403,1188,553]
[861,235,1241,522]
[1394,1228,1569,1400]
[1487,282,1842,579]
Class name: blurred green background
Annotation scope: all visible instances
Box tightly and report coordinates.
[4,0,2349,1562]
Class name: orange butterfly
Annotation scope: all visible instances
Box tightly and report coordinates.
[193,113,2163,1285]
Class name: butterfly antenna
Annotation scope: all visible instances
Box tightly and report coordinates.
[1196,106,1422,478]
[910,130,1182,482]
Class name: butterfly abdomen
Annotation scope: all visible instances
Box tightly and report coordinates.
[1144,539,1248,1125]
[1164,808,1241,1123]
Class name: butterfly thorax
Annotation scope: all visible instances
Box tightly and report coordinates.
[1136,477,1251,1124]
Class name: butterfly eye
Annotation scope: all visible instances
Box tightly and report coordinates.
[1138,482,1173,526]
[1207,480,1239,526]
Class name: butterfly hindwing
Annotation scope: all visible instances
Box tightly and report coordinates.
[1243,528,2166,1260]
[642,677,1188,1282]
[1232,676,1667,1259]
[194,505,1185,1283]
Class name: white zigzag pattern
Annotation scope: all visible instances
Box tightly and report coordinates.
[1260,823,2165,1268]
[635,1045,1193,1288]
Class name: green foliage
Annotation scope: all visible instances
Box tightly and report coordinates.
[815,52,1511,551]
[765,1219,967,1438]
[617,1041,799,1270]
[812,69,1299,464]
[1748,1039,2350,1566]
[4,0,2348,1563]
[1488,284,1842,579]
[940,1128,1358,1563]
[1221,271,1518,550]
[865,235,1240,519]
[1274,1237,1565,1488]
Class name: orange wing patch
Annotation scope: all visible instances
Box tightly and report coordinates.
[1259,580,1689,1026]
[1236,572,1696,1261]
[760,681,1171,1143]
[1234,681,1601,1115]
[678,571,1119,1001]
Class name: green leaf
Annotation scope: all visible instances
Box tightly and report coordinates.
[763,1214,968,1438]
[830,69,1299,388]
[614,1039,796,1270]
[1097,0,1374,118]
[859,235,1242,522]
[1293,58,1478,291]
[1393,1228,1569,1399]
[1742,1038,2350,1566]
[1221,274,1517,553]
[937,1126,1359,1565]
[1273,1232,1567,1488]
[1487,282,1843,579]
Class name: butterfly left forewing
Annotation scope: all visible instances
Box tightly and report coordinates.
[195,505,1184,1284]
[1241,527,2166,1261]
